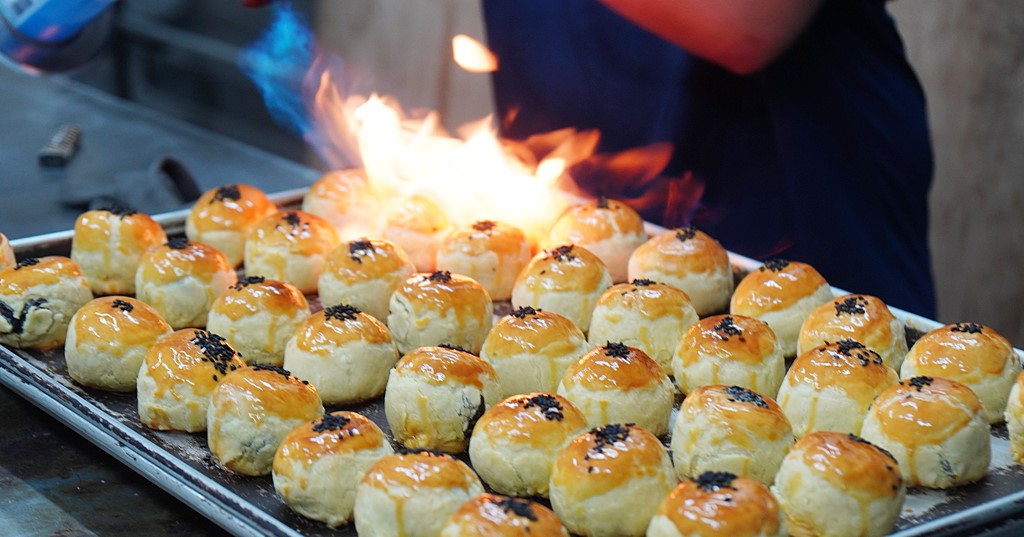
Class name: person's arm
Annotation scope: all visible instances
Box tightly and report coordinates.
[598,0,823,74]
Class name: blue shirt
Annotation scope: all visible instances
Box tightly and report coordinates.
[484,0,936,316]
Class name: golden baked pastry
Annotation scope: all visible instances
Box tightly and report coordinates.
[207,364,324,476]
[627,226,733,316]
[283,304,398,405]
[318,237,416,321]
[0,256,93,349]
[206,276,309,367]
[798,293,908,370]
[135,237,236,329]
[587,279,699,373]
[549,423,676,537]
[731,259,832,357]
[274,411,394,526]
[772,432,905,537]
[557,342,674,436]
[647,472,786,537]
[137,328,246,432]
[901,322,1020,424]
[0,232,14,271]
[383,194,453,272]
[547,197,646,283]
[301,169,379,240]
[860,376,990,488]
[384,345,502,452]
[436,220,532,301]
[244,210,340,294]
[468,393,588,497]
[388,271,493,355]
[71,206,167,295]
[1004,370,1024,463]
[185,184,277,266]
[672,314,785,398]
[670,385,793,485]
[65,296,172,391]
[511,244,612,333]
[777,340,899,437]
[480,306,591,398]
[355,450,484,537]
[440,494,569,537]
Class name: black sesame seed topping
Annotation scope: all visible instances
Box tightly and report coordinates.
[101,203,137,217]
[848,434,898,463]
[190,330,241,376]
[324,304,361,322]
[951,322,984,334]
[250,364,294,378]
[14,258,39,270]
[713,316,743,339]
[472,220,496,232]
[596,196,610,209]
[491,497,538,522]
[428,271,452,283]
[166,236,190,250]
[675,226,697,241]
[832,339,883,366]
[232,276,265,290]
[511,306,538,319]
[835,296,868,316]
[724,386,769,409]
[111,299,134,312]
[761,258,790,272]
[438,343,471,354]
[524,394,565,421]
[631,278,656,287]
[348,239,374,263]
[282,211,302,227]
[312,413,351,433]
[604,342,631,359]
[908,376,934,391]
[590,423,633,454]
[213,184,241,202]
[549,245,576,262]
[694,471,738,492]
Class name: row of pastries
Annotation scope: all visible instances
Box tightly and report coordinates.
[0,177,1022,537]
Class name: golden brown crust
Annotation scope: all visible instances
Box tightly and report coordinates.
[292,307,393,355]
[681,385,791,445]
[247,210,340,258]
[137,240,233,286]
[187,184,277,233]
[871,377,982,446]
[143,329,246,398]
[785,341,899,406]
[551,423,667,498]
[731,260,828,314]
[394,346,497,388]
[595,281,692,320]
[71,296,171,353]
[798,294,900,353]
[473,393,587,449]
[215,365,322,422]
[211,278,308,320]
[305,169,370,208]
[630,227,730,275]
[386,195,450,234]
[677,314,779,366]
[0,256,84,295]
[324,238,415,283]
[548,199,644,244]
[443,494,568,537]
[482,309,585,359]
[73,209,167,255]
[439,220,531,260]
[905,323,1015,382]
[393,272,491,319]
[514,244,609,294]
[361,451,479,491]
[657,474,782,537]
[274,411,386,474]
[561,343,666,391]
[795,431,903,499]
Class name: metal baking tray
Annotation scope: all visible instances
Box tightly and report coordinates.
[2,192,1024,537]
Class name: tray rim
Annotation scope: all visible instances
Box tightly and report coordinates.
[2,197,1024,537]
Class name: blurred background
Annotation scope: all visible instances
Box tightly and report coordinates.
[31,0,1024,346]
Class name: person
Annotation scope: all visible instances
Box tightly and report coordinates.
[482,0,936,318]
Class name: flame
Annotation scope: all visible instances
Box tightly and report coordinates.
[242,1,698,247]
[452,34,498,73]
